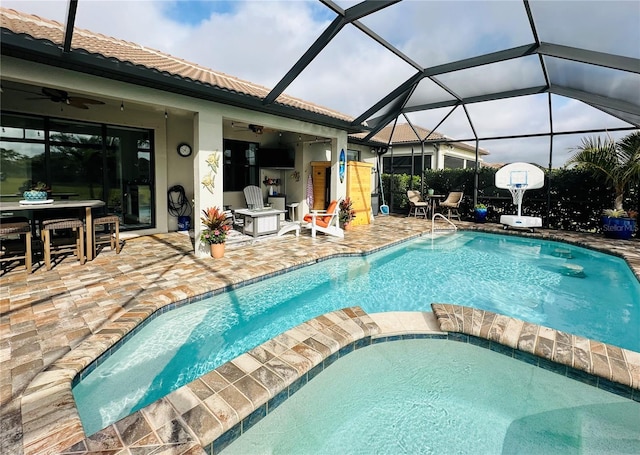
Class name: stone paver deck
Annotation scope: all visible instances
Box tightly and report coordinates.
[1,216,639,454]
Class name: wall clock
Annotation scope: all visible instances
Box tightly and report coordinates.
[177,143,192,157]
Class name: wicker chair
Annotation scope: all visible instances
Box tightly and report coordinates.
[438,191,464,221]
[93,215,121,256]
[0,218,32,273]
[407,190,429,218]
[41,218,85,270]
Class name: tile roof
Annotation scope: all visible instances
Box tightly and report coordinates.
[352,123,489,155]
[0,7,353,123]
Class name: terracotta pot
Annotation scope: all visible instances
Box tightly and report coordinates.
[210,243,225,258]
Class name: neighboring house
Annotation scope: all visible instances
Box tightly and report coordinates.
[358,123,490,175]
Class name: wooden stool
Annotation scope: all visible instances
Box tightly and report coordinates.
[41,218,85,270]
[0,219,32,273]
[93,215,120,256]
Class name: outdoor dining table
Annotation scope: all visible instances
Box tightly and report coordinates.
[426,194,445,217]
[0,199,106,261]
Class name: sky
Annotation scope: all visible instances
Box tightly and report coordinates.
[2,0,638,167]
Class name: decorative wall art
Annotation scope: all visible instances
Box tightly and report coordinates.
[202,151,220,194]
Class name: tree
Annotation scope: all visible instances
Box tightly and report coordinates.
[567,132,640,212]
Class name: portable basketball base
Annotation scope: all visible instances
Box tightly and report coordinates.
[495,162,544,232]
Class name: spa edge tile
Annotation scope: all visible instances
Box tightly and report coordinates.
[230,353,263,375]
[278,349,314,375]
[167,386,202,415]
[302,337,332,357]
[113,411,154,447]
[215,362,246,385]
[140,398,180,431]
[187,379,216,401]
[247,345,275,364]
[155,419,197,446]
[85,424,122,451]
[534,336,555,359]
[233,375,270,409]
[241,404,267,433]
[199,371,230,394]
[291,341,324,364]
[264,357,301,387]
[181,404,223,446]
[310,331,341,354]
[203,393,240,433]
[591,352,612,380]
[609,358,632,387]
[249,365,286,397]
[216,385,253,419]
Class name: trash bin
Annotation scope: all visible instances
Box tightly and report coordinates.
[371,193,379,215]
[178,216,191,231]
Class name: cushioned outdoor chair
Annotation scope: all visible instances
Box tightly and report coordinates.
[438,191,463,221]
[243,185,265,210]
[302,199,344,238]
[407,190,429,218]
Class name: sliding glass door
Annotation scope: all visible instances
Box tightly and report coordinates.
[0,113,154,230]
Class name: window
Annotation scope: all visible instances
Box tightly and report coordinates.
[443,155,465,169]
[383,155,428,175]
[347,149,360,161]
[0,112,154,231]
[223,139,259,191]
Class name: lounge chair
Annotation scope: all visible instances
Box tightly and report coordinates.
[243,185,264,209]
[407,190,429,218]
[438,191,463,221]
[302,199,344,238]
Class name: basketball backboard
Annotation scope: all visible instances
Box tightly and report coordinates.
[495,163,544,189]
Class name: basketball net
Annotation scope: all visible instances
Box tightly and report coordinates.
[507,183,527,216]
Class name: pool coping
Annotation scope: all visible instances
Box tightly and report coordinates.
[20,226,640,454]
[58,306,639,454]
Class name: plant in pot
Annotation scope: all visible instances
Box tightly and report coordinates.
[200,206,233,257]
[339,197,356,230]
[22,181,50,201]
[474,203,488,223]
[567,132,640,240]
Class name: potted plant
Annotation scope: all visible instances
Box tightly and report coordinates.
[200,206,233,257]
[339,197,356,230]
[568,131,640,239]
[474,203,488,223]
[22,181,50,201]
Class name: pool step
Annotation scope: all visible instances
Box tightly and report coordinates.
[407,233,471,251]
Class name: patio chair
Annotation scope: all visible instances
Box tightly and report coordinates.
[302,199,344,238]
[0,217,32,273]
[438,191,463,221]
[243,185,264,210]
[407,190,429,218]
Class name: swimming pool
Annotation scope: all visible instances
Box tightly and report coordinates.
[224,339,640,454]
[73,231,640,435]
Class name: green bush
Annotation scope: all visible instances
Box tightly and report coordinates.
[382,168,638,235]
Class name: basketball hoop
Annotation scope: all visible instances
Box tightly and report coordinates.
[507,183,528,208]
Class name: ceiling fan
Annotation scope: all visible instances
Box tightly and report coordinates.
[32,87,105,109]
[230,122,277,135]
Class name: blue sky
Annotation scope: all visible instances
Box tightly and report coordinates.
[1,0,637,166]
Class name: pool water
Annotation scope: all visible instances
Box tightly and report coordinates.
[224,339,640,455]
[73,232,640,435]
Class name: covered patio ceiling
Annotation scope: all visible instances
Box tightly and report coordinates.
[1,0,638,165]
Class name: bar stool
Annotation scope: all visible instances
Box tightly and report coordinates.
[0,218,32,273]
[41,218,85,270]
[93,215,120,256]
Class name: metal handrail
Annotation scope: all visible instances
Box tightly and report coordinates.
[431,212,457,234]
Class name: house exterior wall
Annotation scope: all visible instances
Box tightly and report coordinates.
[1,57,355,255]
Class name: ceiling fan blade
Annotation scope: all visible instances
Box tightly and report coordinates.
[70,96,104,105]
[42,87,68,102]
[66,99,90,109]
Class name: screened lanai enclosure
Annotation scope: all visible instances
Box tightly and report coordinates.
[1,0,638,221]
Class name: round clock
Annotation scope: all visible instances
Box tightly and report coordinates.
[177,143,192,157]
